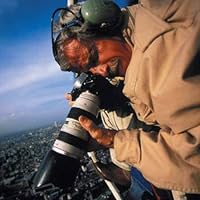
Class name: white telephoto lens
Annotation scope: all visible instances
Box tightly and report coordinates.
[53,91,100,159]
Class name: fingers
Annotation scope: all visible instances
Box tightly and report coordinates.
[64,93,74,107]
[79,115,116,148]
[79,116,100,138]
[64,93,72,101]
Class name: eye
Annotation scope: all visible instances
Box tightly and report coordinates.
[108,58,119,67]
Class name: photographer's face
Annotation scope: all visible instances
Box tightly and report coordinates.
[63,38,132,78]
[90,38,132,78]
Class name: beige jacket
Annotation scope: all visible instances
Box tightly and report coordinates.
[114,0,200,193]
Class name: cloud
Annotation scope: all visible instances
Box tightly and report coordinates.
[0,93,64,119]
[27,93,65,108]
[0,112,17,122]
[0,62,61,94]
[0,28,67,95]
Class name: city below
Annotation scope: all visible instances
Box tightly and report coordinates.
[0,122,128,200]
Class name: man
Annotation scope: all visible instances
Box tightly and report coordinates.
[52,0,200,199]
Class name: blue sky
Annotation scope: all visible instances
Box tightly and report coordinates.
[0,0,75,135]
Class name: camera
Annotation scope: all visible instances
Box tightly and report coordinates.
[32,72,115,189]
[52,72,101,161]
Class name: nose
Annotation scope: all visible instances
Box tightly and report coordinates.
[89,64,109,77]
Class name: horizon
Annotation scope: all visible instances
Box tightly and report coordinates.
[0,120,63,137]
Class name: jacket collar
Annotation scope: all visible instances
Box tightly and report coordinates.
[133,5,173,52]
[125,0,179,52]
[140,0,174,19]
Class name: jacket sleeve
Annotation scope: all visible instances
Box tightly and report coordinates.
[114,125,200,191]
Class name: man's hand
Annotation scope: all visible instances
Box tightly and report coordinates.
[79,115,116,148]
[64,93,74,107]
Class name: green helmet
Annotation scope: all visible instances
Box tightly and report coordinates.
[81,0,123,33]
